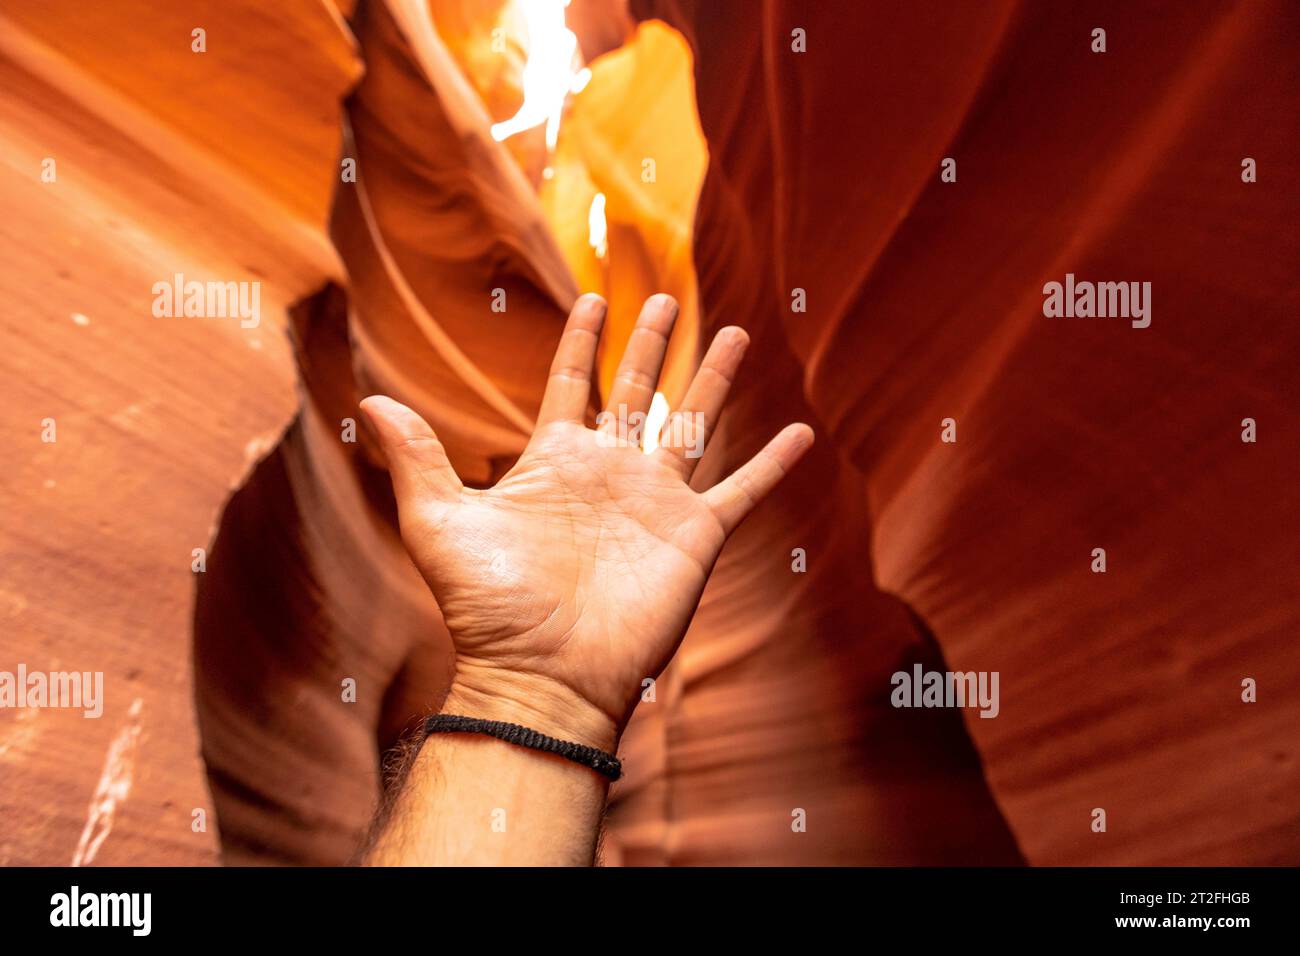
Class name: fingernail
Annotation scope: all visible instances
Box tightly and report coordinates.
[655,293,679,319]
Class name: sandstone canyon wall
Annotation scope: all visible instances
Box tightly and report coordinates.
[1,0,1295,866]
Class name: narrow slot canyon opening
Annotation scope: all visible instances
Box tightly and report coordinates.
[193,0,708,864]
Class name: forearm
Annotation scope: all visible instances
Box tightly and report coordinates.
[363,674,621,866]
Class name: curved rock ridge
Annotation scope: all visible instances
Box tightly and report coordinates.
[634,0,1300,864]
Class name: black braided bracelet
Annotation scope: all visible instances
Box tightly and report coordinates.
[424,714,622,781]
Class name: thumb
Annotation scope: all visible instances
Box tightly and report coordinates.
[359,395,463,505]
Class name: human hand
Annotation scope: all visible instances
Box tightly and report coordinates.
[360,294,813,751]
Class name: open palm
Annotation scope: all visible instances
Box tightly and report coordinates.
[361,294,812,748]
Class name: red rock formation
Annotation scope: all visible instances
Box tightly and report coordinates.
[0,0,357,864]
[3,0,1294,867]
[634,0,1300,863]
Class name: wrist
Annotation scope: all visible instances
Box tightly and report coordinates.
[442,662,622,754]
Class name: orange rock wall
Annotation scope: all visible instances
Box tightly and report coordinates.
[2,0,1294,866]
[636,0,1300,863]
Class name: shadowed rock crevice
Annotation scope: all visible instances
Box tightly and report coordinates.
[194,284,452,865]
